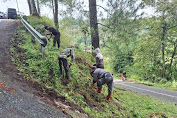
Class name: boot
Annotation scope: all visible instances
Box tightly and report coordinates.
[97,88,102,93]
[65,71,70,79]
[106,94,112,101]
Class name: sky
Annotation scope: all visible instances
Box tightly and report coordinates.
[0,0,54,18]
[0,0,29,15]
[0,0,155,19]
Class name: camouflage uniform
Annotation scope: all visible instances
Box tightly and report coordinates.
[58,48,74,79]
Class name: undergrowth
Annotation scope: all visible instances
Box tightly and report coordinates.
[11,16,177,118]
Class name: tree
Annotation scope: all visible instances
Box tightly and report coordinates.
[30,0,39,17]
[40,0,59,30]
[27,0,32,14]
[54,0,59,30]
[36,0,40,15]
[98,0,144,72]
[89,0,99,49]
[148,0,177,79]
[133,0,177,81]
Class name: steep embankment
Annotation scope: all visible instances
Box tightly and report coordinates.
[11,16,177,118]
[10,16,129,117]
[0,19,68,118]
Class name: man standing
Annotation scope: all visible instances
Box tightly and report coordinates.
[45,25,60,48]
[90,66,113,101]
[58,46,75,79]
[93,48,104,69]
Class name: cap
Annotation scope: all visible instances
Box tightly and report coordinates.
[44,25,48,29]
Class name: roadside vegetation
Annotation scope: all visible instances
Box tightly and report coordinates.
[129,79,177,92]
[10,16,177,118]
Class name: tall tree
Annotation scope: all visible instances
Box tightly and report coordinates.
[51,0,55,19]
[30,0,39,16]
[27,0,32,15]
[98,0,144,72]
[159,0,177,78]
[149,0,177,78]
[36,0,40,15]
[89,0,99,49]
[54,0,59,30]
[40,0,59,29]
[161,11,166,78]
[133,0,177,81]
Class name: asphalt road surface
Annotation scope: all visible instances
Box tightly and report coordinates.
[0,73,67,118]
[114,80,177,103]
[0,19,68,118]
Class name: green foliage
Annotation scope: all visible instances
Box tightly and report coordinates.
[99,0,143,74]
[99,0,177,85]
[12,16,124,117]
[129,0,177,83]
[60,18,91,50]
[114,86,177,118]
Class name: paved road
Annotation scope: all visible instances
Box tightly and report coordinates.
[0,19,68,118]
[114,80,177,103]
[0,73,67,118]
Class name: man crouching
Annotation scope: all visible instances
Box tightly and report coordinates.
[90,66,113,101]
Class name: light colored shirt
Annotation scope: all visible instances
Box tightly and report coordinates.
[58,48,75,62]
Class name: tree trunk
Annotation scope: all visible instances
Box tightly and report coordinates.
[54,0,59,31]
[36,0,40,16]
[51,0,55,20]
[27,0,32,15]
[161,23,166,78]
[30,0,39,16]
[170,43,177,67]
[89,0,99,49]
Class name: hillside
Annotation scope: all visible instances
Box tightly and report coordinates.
[10,16,177,118]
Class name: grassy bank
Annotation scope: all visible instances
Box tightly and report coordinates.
[11,16,177,118]
[128,78,177,91]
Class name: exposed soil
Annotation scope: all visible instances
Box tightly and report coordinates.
[0,20,87,117]
[148,113,173,118]
[75,57,91,67]
[0,20,19,77]
[0,81,16,95]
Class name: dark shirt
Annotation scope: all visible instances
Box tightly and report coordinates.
[49,27,60,36]
[123,72,126,77]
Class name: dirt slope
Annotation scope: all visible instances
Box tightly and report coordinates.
[0,19,69,118]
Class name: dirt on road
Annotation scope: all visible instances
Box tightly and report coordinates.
[0,19,19,77]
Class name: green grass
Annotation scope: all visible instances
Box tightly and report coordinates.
[114,86,177,118]
[11,16,177,118]
[128,78,177,91]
